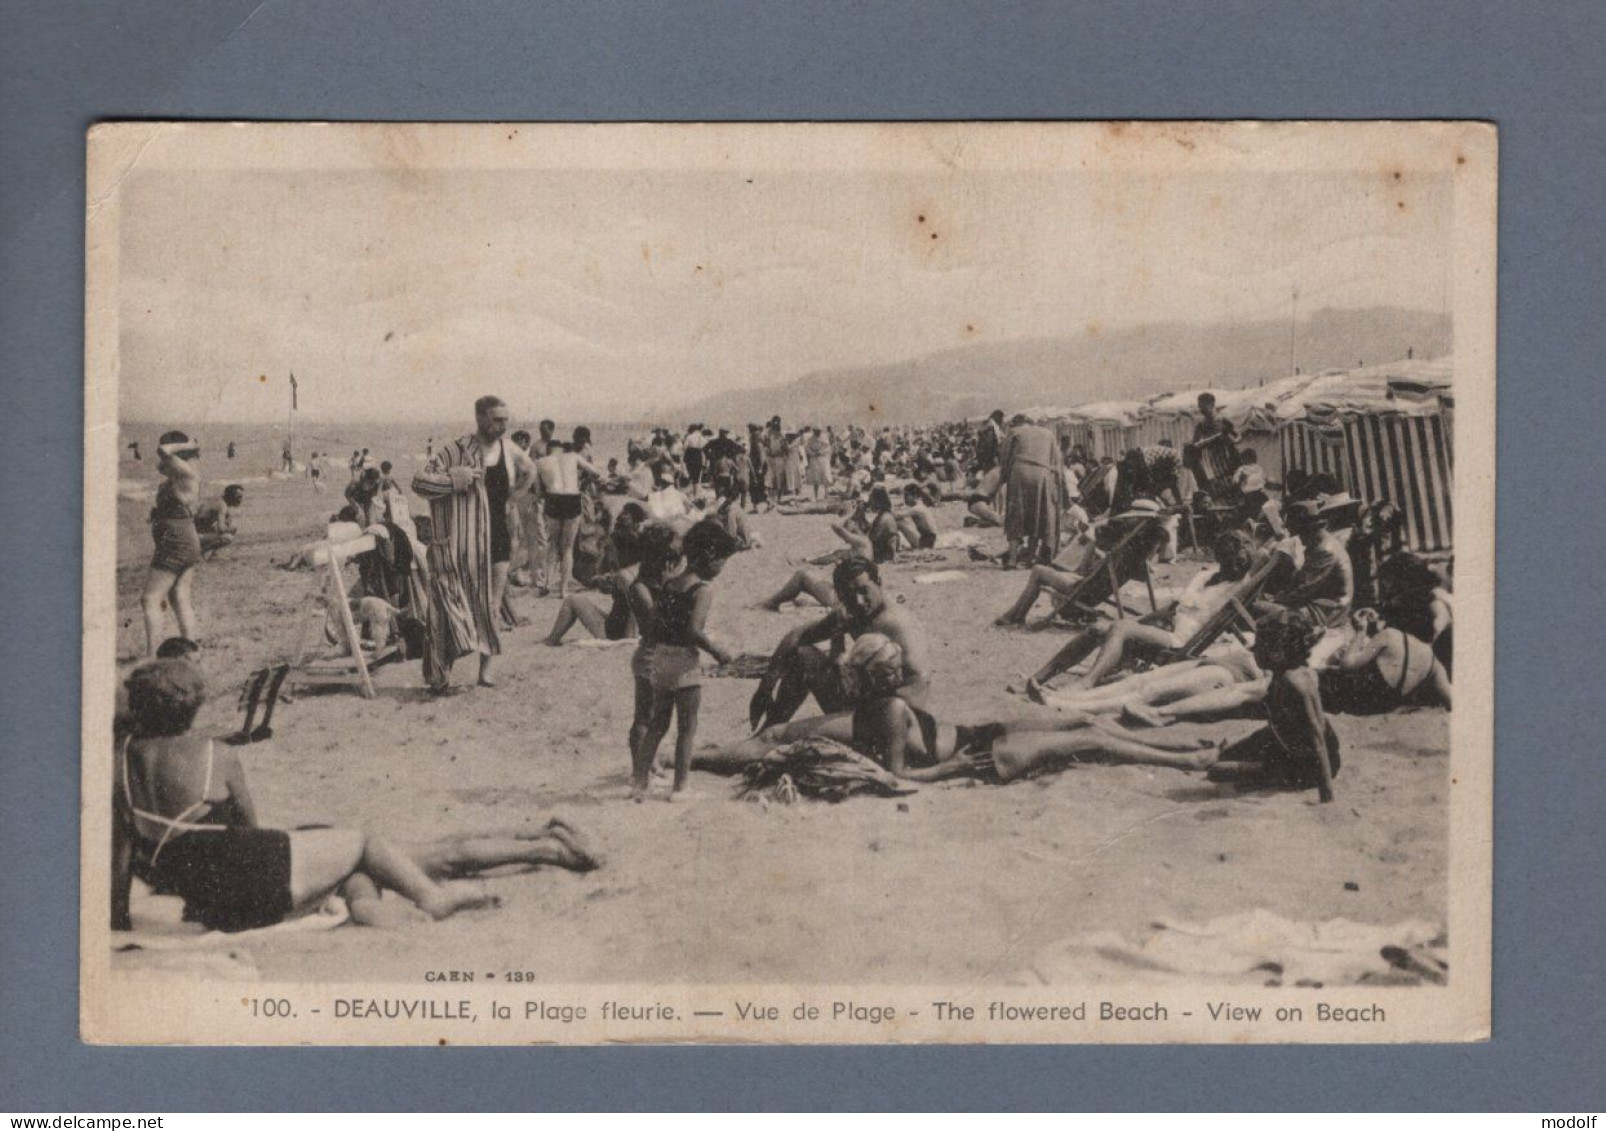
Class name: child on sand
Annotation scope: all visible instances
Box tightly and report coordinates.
[1207,607,1340,802]
[633,522,739,800]
[625,524,680,796]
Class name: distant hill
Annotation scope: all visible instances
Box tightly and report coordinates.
[662,307,1450,425]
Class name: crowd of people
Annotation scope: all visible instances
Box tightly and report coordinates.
[120,391,1453,935]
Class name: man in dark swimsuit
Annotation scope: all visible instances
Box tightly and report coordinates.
[751,557,931,746]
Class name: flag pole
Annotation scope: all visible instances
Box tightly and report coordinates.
[287,370,297,470]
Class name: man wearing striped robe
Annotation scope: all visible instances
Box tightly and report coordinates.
[413,396,530,691]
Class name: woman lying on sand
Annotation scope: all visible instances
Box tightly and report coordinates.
[1099,607,1451,728]
[1028,647,1263,716]
[112,657,597,933]
[1006,530,1264,696]
[696,644,1217,783]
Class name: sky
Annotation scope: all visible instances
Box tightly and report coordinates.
[117,163,1453,425]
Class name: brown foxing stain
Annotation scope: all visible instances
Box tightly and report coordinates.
[1085,321,1102,338]
[258,374,267,383]
[1456,154,1466,165]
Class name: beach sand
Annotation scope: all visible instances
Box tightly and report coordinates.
[109,469,1449,984]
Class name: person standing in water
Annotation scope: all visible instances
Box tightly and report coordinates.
[141,431,204,655]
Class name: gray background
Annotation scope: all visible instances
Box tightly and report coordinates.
[2,0,1602,1111]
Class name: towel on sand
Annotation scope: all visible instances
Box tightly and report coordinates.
[739,737,916,803]
[707,652,772,679]
[115,889,349,952]
[1026,909,1446,987]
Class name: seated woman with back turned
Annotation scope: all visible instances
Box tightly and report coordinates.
[113,658,595,932]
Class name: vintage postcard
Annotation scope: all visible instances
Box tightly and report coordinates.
[82,121,1494,1044]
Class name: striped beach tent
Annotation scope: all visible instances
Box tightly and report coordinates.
[1280,416,1350,489]
[1275,356,1456,552]
[1341,411,1454,553]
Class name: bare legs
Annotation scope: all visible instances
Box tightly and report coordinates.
[1119,676,1272,726]
[527,504,549,590]
[626,671,652,787]
[404,819,601,876]
[544,594,610,644]
[478,561,511,686]
[545,513,580,598]
[753,645,842,730]
[968,500,1002,527]
[990,719,1219,782]
[141,566,196,655]
[996,564,1083,626]
[758,568,836,611]
[288,827,497,922]
[1034,660,1236,716]
[634,686,701,797]
[1071,620,1178,690]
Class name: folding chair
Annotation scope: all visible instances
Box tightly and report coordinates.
[1047,517,1166,624]
[286,525,382,699]
[1156,551,1283,664]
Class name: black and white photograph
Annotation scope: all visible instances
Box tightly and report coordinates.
[81,121,1494,1044]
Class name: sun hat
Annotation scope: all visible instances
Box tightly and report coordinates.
[1111,497,1166,521]
[1286,499,1325,528]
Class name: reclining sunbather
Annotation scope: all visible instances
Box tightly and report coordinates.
[1009,530,1264,697]
[112,657,597,934]
[701,680,1217,783]
[1113,606,1451,727]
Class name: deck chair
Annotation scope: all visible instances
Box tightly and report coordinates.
[1182,432,1246,546]
[1046,516,1166,625]
[1152,551,1284,665]
[284,525,389,700]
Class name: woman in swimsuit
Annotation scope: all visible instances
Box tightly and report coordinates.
[697,693,1219,783]
[112,659,596,932]
[1113,607,1451,727]
[1206,608,1340,802]
[1008,529,1261,696]
[1030,646,1264,718]
[697,638,1218,783]
[142,431,204,656]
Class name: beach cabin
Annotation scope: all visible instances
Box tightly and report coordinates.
[1052,400,1143,461]
[1278,358,1455,553]
[1139,376,1314,489]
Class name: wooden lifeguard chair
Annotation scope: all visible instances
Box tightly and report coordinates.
[288,522,382,699]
